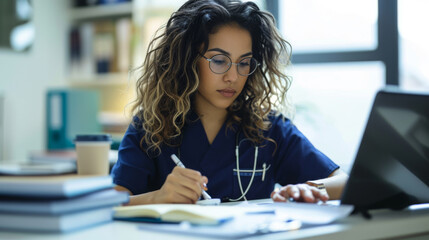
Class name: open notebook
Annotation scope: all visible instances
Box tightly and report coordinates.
[113,204,273,225]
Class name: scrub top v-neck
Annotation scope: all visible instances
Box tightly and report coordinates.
[111,112,339,201]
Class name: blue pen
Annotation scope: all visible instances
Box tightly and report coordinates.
[170,154,212,200]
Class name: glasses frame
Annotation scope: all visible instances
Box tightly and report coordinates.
[201,54,260,76]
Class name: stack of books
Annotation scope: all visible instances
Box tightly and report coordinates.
[0,174,129,232]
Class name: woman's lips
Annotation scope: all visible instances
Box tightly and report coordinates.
[217,88,236,97]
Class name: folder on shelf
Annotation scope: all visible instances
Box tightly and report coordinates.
[46,89,101,150]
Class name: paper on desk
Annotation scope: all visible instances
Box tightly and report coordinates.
[138,212,301,239]
[265,202,354,224]
[135,202,352,238]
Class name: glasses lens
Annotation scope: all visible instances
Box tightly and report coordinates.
[209,55,231,74]
[238,58,258,76]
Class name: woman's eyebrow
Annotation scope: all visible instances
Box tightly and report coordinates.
[207,48,252,58]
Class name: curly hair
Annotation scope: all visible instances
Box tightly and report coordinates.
[131,0,292,155]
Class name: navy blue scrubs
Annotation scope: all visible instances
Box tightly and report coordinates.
[111,112,339,201]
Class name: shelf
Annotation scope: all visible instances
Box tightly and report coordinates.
[68,72,131,87]
[71,2,133,21]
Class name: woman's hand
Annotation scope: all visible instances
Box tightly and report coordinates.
[115,167,209,205]
[153,166,208,204]
[270,183,329,203]
[271,169,349,203]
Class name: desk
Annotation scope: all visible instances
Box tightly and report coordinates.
[1,205,429,240]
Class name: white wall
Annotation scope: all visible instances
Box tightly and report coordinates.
[0,0,69,161]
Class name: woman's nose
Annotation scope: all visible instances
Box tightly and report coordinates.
[223,64,239,83]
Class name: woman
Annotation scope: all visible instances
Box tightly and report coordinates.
[111,0,348,205]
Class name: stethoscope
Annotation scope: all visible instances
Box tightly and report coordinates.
[229,134,259,201]
[177,130,268,202]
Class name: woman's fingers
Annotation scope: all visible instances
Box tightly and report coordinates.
[158,167,208,203]
[271,185,294,202]
[165,172,201,202]
[271,184,329,203]
[174,167,208,187]
[296,184,316,202]
[308,186,329,202]
[173,167,209,196]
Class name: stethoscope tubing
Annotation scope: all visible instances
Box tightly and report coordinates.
[176,130,265,201]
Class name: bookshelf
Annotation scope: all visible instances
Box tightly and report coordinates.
[67,0,135,140]
[67,1,133,85]
[65,0,182,141]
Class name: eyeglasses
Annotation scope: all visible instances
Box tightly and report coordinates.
[201,54,260,76]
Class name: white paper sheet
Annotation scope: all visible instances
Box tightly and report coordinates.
[263,201,354,224]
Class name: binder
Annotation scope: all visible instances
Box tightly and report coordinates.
[46,89,101,150]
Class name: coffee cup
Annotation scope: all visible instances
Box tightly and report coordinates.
[74,134,112,175]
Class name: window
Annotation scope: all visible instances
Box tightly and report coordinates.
[398,0,429,91]
[269,0,398,172]
[280,0,377,53]
[288,62,384,171]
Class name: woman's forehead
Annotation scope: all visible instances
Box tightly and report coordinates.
[206,24,252,56]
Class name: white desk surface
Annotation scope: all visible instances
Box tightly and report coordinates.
[1,204,429,240]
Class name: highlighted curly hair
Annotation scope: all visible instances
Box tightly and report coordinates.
[131,0,291,155]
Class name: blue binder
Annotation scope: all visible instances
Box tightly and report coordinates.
[46,89,101,150]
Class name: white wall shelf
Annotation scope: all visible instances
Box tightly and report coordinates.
[68,73,130,87]
[70,2,132,21]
